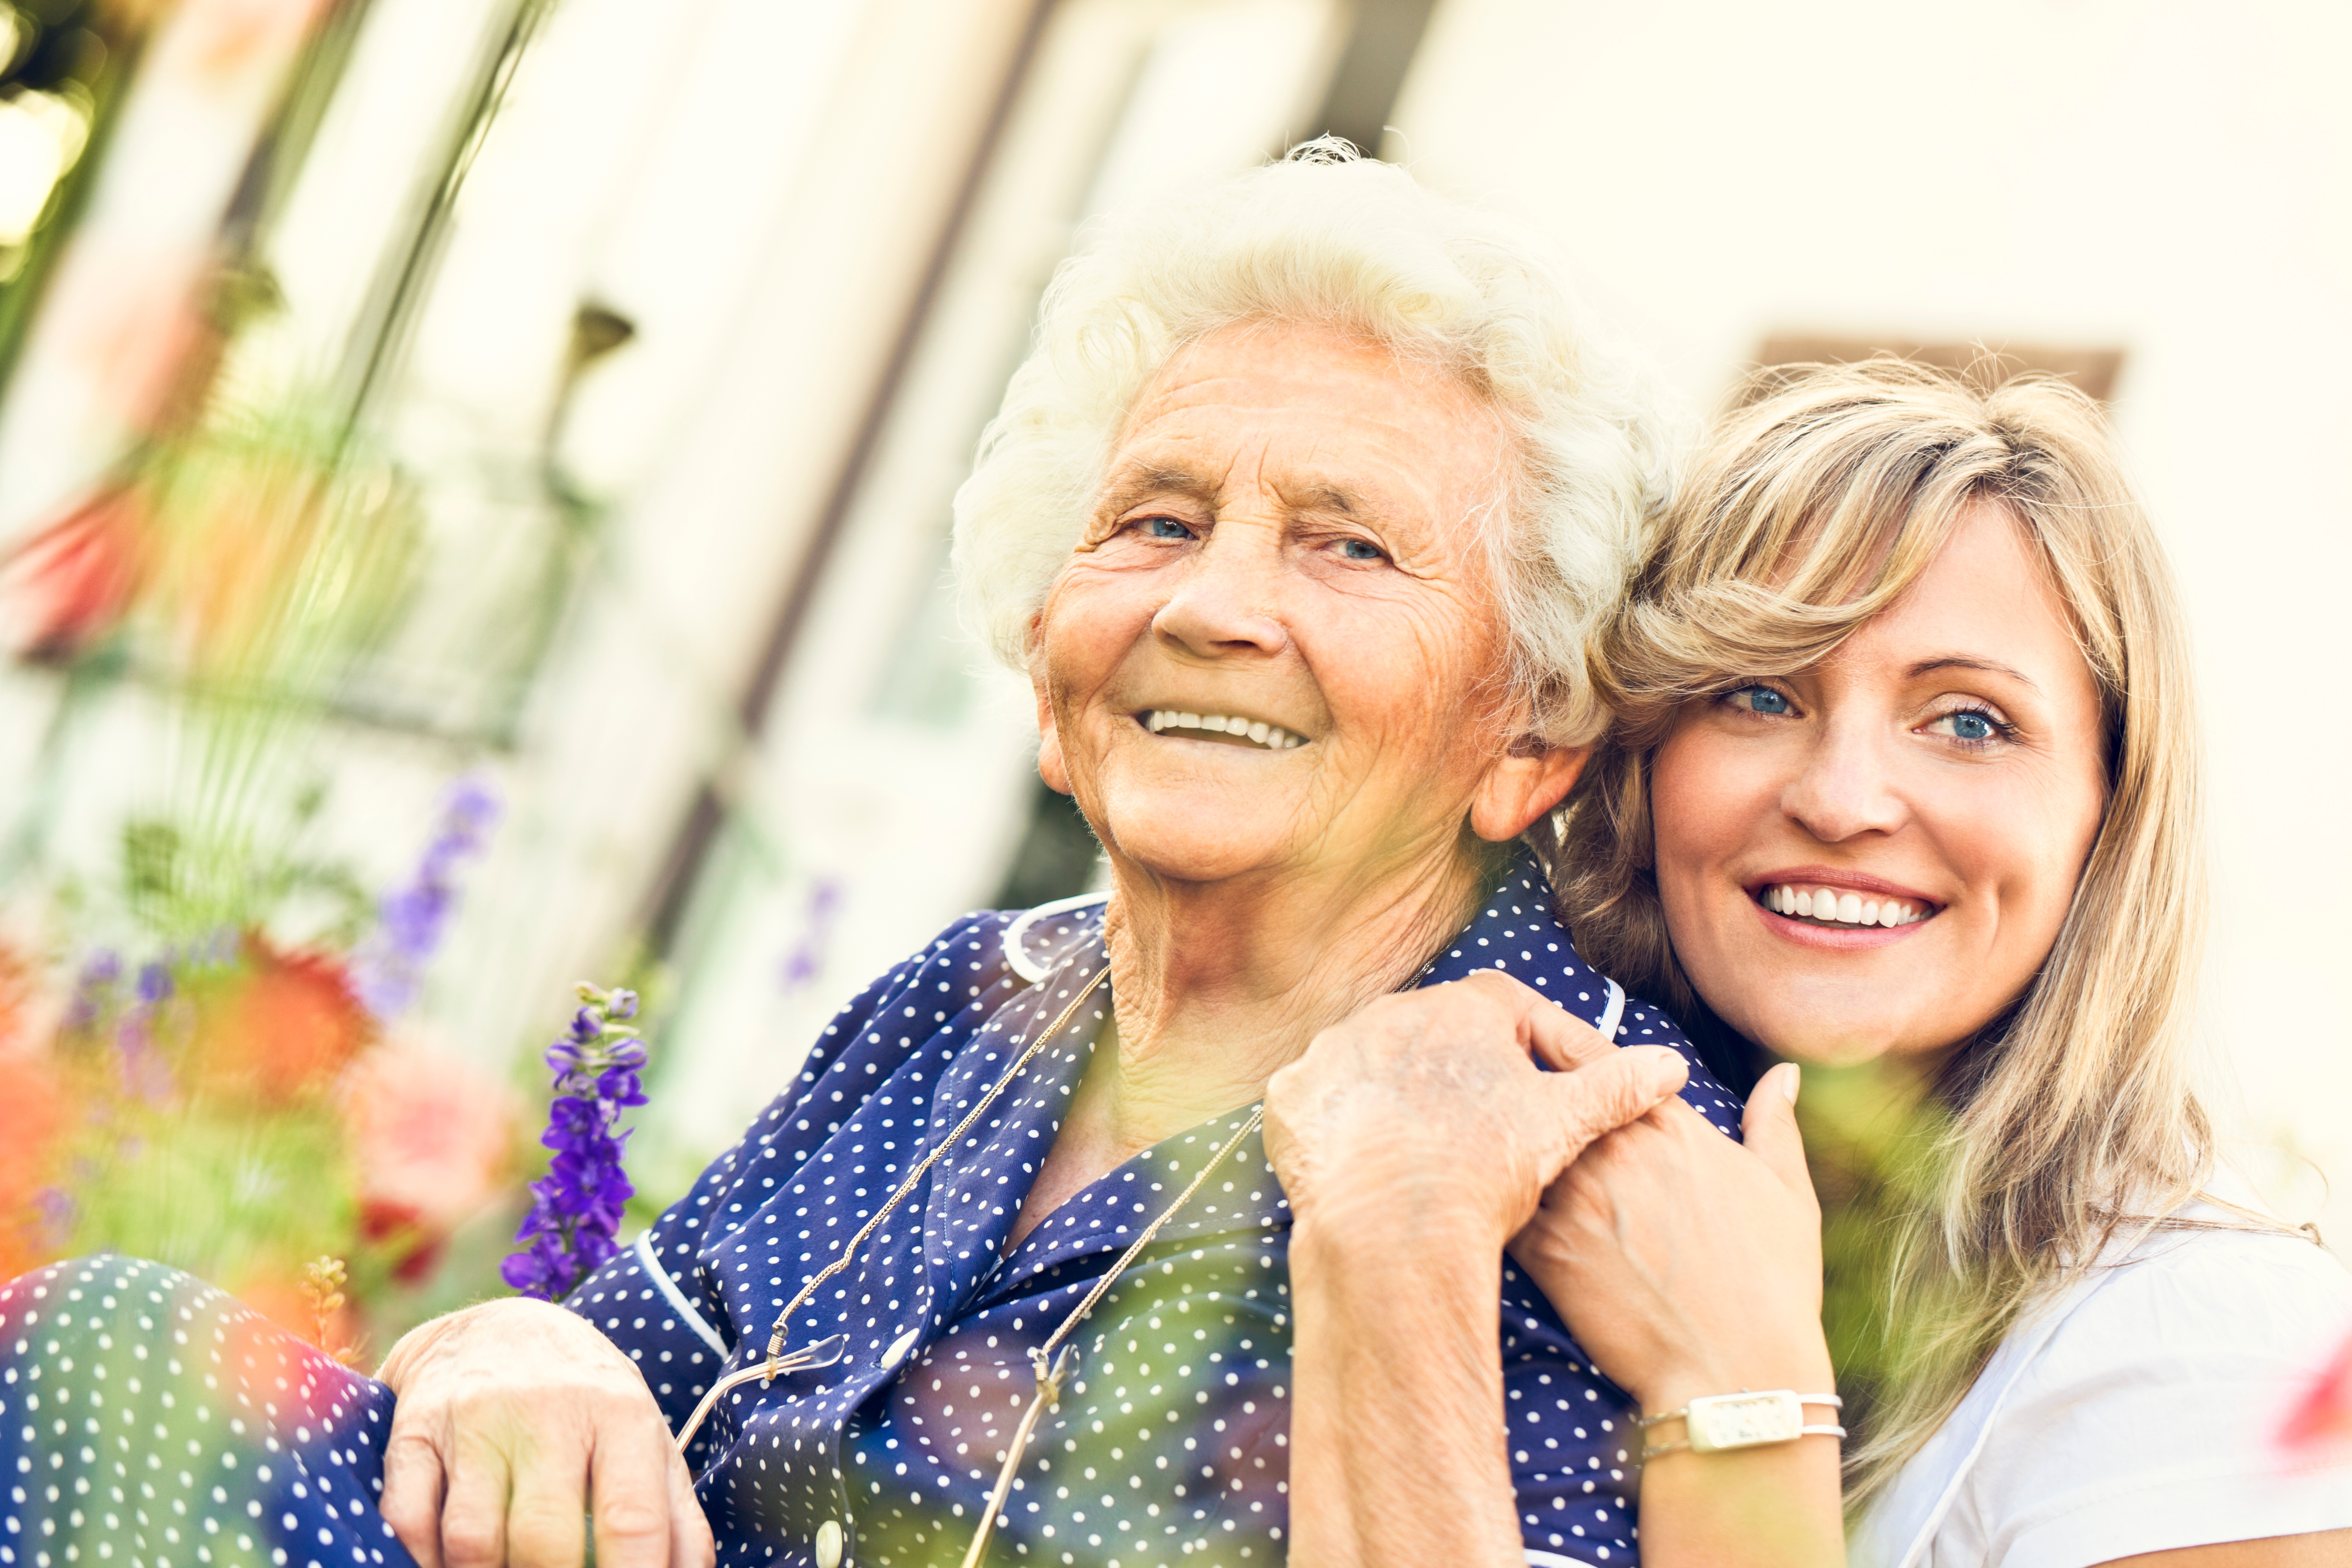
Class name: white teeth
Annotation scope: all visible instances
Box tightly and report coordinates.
[1766,884,1929,928]
[1141,710,1302,752]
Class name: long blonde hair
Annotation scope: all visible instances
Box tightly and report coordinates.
[1550,360,2231,1509]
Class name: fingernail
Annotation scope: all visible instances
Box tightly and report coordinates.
[1782,1064,1801,1104]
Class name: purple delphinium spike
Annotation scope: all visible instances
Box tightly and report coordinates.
[501,983,647,1301]
[353,776,501,1018]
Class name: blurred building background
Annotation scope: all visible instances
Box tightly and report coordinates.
[0,0,2341,1308]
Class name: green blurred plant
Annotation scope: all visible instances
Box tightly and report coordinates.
[1798,1057,1960,1445]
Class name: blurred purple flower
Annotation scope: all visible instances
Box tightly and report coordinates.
[502,983,645,1302]
[30,1186,74,1247]
[779,877,843,995]
[353,776,501,1018]
[66,950,121,1032]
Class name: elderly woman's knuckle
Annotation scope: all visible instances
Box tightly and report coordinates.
[597,1494,669,1543]
[440,1516,502,1566]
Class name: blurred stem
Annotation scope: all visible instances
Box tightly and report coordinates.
[328,0,560,462]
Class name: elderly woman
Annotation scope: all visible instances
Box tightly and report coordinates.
[1421,362,2352,1565]
[0,147,1734,1567]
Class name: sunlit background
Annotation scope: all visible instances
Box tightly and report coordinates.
[0,0,2341,1342]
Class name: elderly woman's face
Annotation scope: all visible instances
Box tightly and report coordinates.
[1648,504,2109,1066]
[1032,321,1557,889]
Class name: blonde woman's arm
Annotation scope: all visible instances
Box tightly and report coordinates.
[2107,1535,2352,1566]
[1509,1062,1847,1568]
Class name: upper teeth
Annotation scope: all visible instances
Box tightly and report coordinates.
[1144,710,1304,750]
[1764,885,1926,928]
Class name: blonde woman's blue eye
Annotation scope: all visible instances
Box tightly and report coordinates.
[1932,710,2004,743]
[1732,685,1790,716]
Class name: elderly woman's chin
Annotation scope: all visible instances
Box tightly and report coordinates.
[1084,774,1320,887]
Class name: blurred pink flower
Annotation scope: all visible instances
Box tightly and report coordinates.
[342,1035,519,1282]
[2278,1327,2352,1457]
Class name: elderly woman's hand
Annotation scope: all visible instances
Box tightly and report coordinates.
[1507,1062,1830,1414]
[375,1297,714,1568]
[1264,969,1689,1249]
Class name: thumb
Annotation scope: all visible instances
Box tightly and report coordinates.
[1540,1045,1689,1166]
[1742,1062,1813,1190]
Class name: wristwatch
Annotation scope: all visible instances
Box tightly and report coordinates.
[1638,1390,1845,1460]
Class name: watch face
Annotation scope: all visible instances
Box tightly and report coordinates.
[1687,1391,1804,1452]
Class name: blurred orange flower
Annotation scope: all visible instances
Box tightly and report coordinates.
[0,484,148,661]
[198,937,375,1103]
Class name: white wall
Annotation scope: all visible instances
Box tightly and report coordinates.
[1391,0,2352,1230]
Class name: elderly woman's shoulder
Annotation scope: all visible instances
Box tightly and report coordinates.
[807,895,1105,1054]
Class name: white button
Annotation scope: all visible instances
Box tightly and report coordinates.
[815,1519,843,1568]
[880,1327,921,1371]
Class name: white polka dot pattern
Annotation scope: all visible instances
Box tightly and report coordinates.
[0,857,1741,1567]
[0,1256,408,1566]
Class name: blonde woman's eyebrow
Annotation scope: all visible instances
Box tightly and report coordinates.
[1908,655,2041,694]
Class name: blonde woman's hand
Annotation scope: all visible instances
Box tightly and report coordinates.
[1264,969,1691,1251]
[376,1296,715,1568]
[1507,1061,1833,1414]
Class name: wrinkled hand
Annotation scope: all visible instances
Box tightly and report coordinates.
[1264,970,1690,1248]
[376,1297,714,1568]
[1509,1062,1831,1411]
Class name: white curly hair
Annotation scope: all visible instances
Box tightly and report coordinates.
[951,140,1670,745]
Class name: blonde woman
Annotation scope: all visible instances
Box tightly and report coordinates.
[1491,362,2352,1564]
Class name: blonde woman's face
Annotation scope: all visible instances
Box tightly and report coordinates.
[1649,504,2110,1066]
[1030,320,1566,890]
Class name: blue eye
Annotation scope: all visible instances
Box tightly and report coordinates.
[1338,538,1384,561]
[1140,517,1193,540]
[1731,685,1790,716]
[1929,708,2010,745]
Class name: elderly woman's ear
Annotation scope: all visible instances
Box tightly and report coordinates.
[1469,735,1589,842]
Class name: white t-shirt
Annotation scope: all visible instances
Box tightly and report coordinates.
[1852,1190,2352,1568]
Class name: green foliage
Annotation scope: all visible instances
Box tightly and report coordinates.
[1800,1058,1957,1441]
[53,1091,362,1289]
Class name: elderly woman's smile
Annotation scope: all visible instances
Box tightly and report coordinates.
[1031,319,1524,887]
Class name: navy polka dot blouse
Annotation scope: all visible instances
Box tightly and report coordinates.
[571,856,1742,1567]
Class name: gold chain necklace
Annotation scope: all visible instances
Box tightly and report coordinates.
[672,961,1270,1568]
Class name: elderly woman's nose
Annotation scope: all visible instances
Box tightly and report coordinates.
[1777,724,1910,843]
[1150,531,1290,657]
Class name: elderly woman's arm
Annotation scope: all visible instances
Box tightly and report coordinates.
[1265,972,1690,1566]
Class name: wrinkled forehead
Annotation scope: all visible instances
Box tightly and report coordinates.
[1093,318,1515,536]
